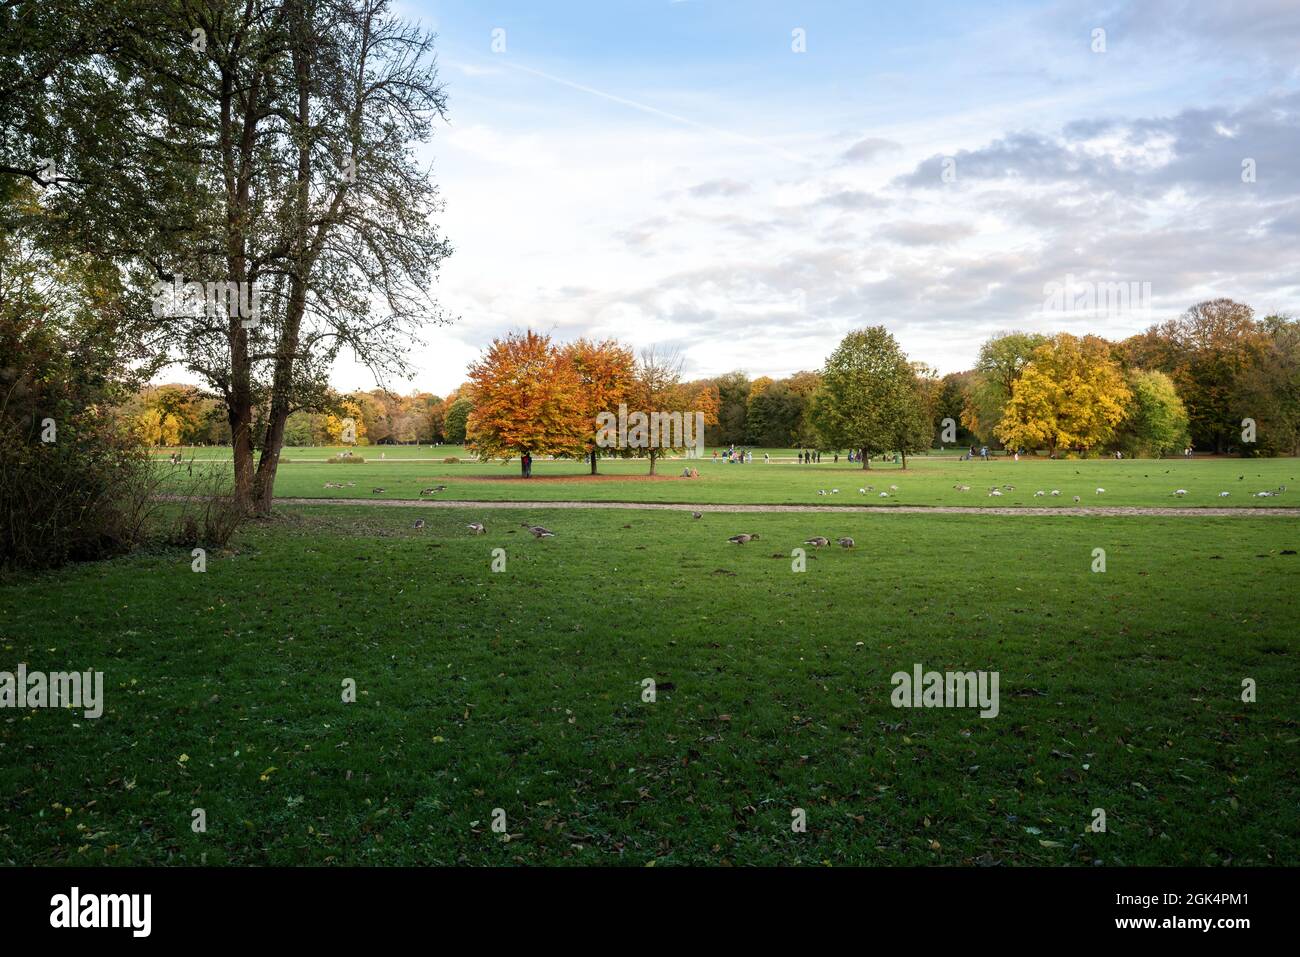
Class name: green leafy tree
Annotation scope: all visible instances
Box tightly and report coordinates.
[1117,369,1190,457]
[710,371,751,446]
[812,327,928,469]
[443,398,473,445]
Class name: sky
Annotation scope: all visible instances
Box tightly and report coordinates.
[328,0,1300,396]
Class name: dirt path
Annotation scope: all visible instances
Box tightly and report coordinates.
[274,497,1300,517]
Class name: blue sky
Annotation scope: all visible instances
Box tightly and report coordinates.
[338,0,1300,394]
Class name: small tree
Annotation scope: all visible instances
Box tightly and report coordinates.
[1117,369,1189,457]
[566,338,635,474]
[443,398,473,445]
[466,331,587,476]
[812,327,923,468]
[629,348,712,475]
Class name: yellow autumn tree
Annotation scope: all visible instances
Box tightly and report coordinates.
[996,333,1131,454]
[324,395,367,445]
[134,407,182,447]
[466,330,589,476]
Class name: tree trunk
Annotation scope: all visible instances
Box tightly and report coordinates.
[649,450,658,475]
[590,448,597,475]
[251,13,316,518]
[228,353,255,512]
[861,449,870,469]
[901,450,908,470]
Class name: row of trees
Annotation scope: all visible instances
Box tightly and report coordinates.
[950,300,1300,456]
[455,301,1298,472]
[118,297,1299,466]
[466,332,719,475]
[121,383,472,448]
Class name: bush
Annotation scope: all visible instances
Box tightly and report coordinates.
[0,413,158,569]
[443,456,460,463]
[1,179,165,570]
[327,454,366,464]
[166,466,245,549]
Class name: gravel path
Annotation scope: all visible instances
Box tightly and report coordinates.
[275,497,1300,517]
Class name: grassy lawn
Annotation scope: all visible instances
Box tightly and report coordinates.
[2,504,1297,865]
[154,446,1300,508]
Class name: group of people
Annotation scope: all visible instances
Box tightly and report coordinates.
[714,447,754,464]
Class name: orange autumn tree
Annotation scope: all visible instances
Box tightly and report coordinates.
[565,338,636,474]
[466,331,589,477]
[688,381,721,437]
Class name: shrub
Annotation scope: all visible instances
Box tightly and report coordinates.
[443,456,460,463]
[166,466,245,548]
[0,411,157,568]
[327,454,366,464]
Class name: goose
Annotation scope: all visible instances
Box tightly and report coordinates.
[831,488,839,495]
[691,511,703,520]
[1003,485,1015,491]
[727,533,758,544]
[1050,489,1061,496]
[878,491,890,498]
[522,523,555,537]
[803,536,830,547]
[837,537,855,548]
[1255,491,1276,498]
[419,486,444,495]
[817,489,828,496]
[412,520,425,529]
[989,489,1003,497]
[858,488,867,495]
[371,487,385,494]
[1033,490,1045,497]
[1073,495,1081,503]
[1218,491,1230,498]
[1095,488,1105,495]
[1172,489,1188,497]
[889,484,899,491]
[346,482,356,487]
[955,484,971,492]
[466,522,485,534]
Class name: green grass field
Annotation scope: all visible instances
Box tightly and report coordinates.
[155,446,1299,508]
[2,500,1297,865]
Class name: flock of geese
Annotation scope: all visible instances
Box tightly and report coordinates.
[370,470,1293,536]
[808,479,1291,502]
[724,532,854,548]
[416,521,554,537]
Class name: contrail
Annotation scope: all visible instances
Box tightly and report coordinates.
[454,50,814,166]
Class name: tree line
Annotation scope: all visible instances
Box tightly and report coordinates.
[440,300,1300,470]
[118,297,1300,467]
